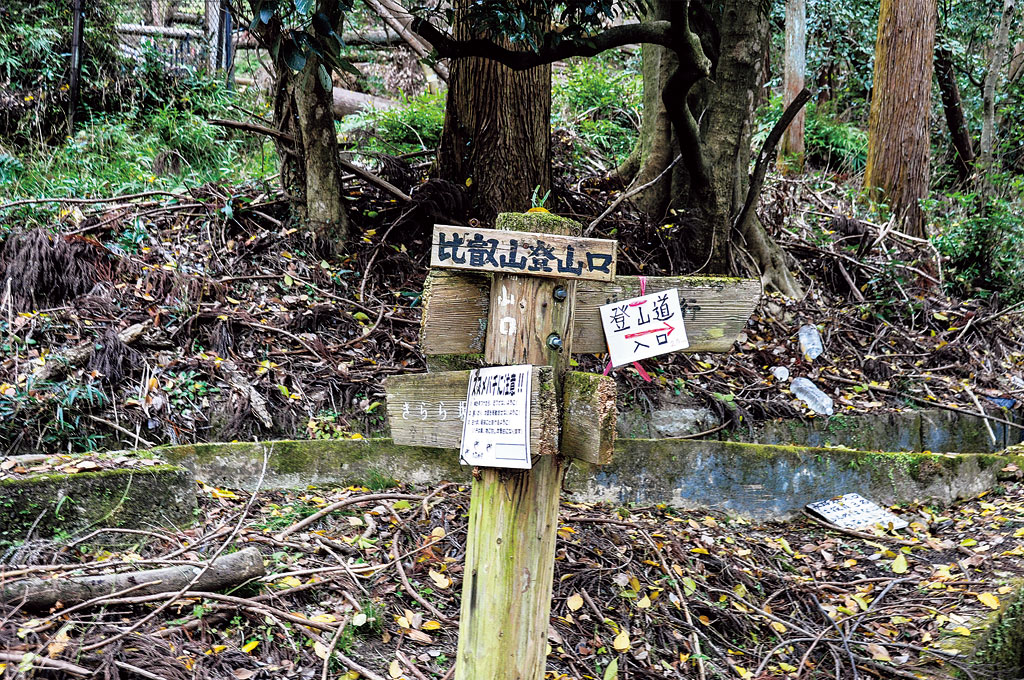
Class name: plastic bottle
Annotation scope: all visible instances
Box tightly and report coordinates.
[798,324,824,361]
[790,377,834,415]
[771,366,790,381]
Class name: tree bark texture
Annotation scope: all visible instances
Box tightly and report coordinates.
[935,43,975,186]
[261,7,350,246]
[979,0,1015,198]
[864,0,937,237]
[437,1,551,222]
[778,0,806,173]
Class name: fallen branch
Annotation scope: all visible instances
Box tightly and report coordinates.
[363,0,449,82]
[218,360,274,428]
[734,87,813,233]
[821,372,1024,431]
[0,652,90,676]
[1,546,265,610]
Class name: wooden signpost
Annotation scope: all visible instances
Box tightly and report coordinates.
[385,212,760,679]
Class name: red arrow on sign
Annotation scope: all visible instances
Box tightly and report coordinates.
[624,322,674,340]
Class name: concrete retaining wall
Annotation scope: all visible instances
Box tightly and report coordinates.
[159,438,1022,521]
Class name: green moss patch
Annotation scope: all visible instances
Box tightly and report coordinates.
[0,465,196,547]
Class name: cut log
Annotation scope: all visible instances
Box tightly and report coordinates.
[333,87,396,117]
[1,546,265,610]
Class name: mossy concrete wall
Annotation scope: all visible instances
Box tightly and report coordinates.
[619,405,1021,453]
[158,439,1022,521]
[0,465,197,547]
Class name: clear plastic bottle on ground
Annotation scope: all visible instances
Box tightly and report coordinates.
[798,324,824,361]
[790,377,834,415]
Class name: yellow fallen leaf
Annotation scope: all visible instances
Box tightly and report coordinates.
[422,620,441,631]
[770,621,787,633]
[613,631,630,652]
[891,553,908,574]
[241,640,259,653]
[636,595,651,609]
[429,569,452,589]
[276,576,302,588]
[567,593,584,611]
[778,662,796,672]
[952,626,972,636]
[389,659,403,678]
[866,643,891,662]
[977,592,1001,610]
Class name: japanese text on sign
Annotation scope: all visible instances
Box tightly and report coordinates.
[460,364,533,469]
[430,226,617,282]
[599,288,689,367]
[806,493,909,531]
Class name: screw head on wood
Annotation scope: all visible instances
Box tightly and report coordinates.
[547,333,564,352]
[553,286,568,302]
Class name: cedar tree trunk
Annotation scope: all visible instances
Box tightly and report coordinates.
[437,1,551,221]
[864,0,937,237]
[778,0,806,173]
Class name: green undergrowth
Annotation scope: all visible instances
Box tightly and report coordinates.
[0,71,276,229]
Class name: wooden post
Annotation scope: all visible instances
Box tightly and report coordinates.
[384,213,760,679]
[454,211,578,679]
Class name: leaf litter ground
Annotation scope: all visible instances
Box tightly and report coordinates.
[3,477,1024,679]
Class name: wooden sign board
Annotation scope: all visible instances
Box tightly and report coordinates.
[420,270,761,356]
[430,225,617,282]
[385,366,558,455]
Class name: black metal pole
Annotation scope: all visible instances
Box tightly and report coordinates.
[68,0,84,133]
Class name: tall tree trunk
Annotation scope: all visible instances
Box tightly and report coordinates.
[778,0,806,173]
[979,0,1015,199]
[864,0,937,237]
[935,43,975,186]
[437,1,551,221]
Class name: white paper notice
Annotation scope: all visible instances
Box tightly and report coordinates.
[599,288,689,367]
[459,364,533,469]
[806,493,909,531]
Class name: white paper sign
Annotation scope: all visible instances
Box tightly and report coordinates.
[599,288,689,367]
[459,364,533,469]
[806,493,909,531]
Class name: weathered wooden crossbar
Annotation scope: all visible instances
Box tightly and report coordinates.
[420,269,760,355]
